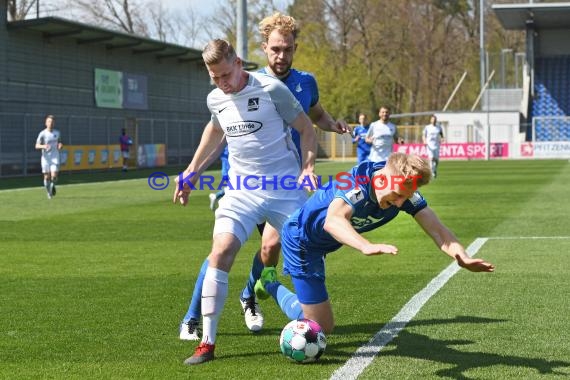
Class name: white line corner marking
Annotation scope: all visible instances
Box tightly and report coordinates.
[330,237,489,380]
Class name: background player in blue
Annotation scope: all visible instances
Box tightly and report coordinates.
[179,12,350,340]
[255,152,495,333]
[352,113,371,163]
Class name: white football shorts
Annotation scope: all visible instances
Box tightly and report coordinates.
[41,155,60,174]
[213,189,308,245]
[427,147,440,160]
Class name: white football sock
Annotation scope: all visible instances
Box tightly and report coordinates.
[201,266,229,345]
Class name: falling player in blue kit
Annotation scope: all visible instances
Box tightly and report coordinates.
[255,152,495,333]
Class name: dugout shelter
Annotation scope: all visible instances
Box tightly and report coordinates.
[0,0,216,176]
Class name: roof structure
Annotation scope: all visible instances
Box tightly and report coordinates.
[7,16,259,69]
[492,2,570,30]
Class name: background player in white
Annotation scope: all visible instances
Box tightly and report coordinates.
[365,106,404,162]
[35,115,62,199]
[423,114,444,178]
[173,39,318,365]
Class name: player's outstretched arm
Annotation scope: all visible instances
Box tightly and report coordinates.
[290,112,318,189]
[324,198,398,256]
[414,207,495,272]
[309,102,350,134]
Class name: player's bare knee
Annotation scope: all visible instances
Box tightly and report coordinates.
[208,248,238,271]
[260,241,281,264]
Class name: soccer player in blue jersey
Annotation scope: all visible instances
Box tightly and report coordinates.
[178,12,350,341]
[352,113,371,163]
[255,152,495,333]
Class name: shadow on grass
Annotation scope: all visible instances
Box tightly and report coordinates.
[331,316,569,378]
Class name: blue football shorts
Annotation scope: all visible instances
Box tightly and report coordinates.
[282,216,329,304]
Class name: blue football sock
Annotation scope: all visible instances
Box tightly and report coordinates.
[182,258,208,323]
[241,252,264,300]
[266,281,304,320]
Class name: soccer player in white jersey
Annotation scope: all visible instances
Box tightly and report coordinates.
[173,39,318,365]
[365,106,403,162]
[35,115,63,199]
[178,12,350,341]
[423,114,444,178]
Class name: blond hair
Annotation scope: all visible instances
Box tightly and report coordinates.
[383,152,432,188]
[259,12,298,42]
[202,39,237,66]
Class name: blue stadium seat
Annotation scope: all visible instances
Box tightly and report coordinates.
[532,56,570,141]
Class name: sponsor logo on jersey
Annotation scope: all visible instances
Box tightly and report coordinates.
[351,214,386,229]
[247,97,259,111]
[408,191,423,206]
[225,121,263,137]
[346,188,364,204]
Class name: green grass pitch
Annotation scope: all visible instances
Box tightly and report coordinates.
[1,159,569,379]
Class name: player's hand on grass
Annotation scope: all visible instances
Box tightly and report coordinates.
[362,243,398,256]
[456,255,495,272]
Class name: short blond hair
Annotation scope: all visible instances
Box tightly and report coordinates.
[383,152,432,188]
[259,12,298,42]
[202,39,237,66]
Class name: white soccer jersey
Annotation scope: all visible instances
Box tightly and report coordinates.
[36,128,61,160]
[423,124,443,150]
[366,120,397,162]
[208,72,304,197]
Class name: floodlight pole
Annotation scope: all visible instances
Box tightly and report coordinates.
[479,0,485,92]
[236,0,247,60]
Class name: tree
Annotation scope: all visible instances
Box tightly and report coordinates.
[7,0,37,20]
[68,0,148,36]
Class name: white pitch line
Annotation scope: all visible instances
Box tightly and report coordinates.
[0,178,144,193]
[487,236,570,240]
[329,237,489,380]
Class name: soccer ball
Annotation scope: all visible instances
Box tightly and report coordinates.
[279,319,326,363]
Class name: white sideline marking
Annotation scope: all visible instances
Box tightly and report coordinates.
[488,236,570,240]
[329,237,488,380]
[0,178,143,193]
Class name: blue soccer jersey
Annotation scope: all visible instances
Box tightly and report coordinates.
[352,124,371,163]
[258,67,319,156]
[281,160,428,278]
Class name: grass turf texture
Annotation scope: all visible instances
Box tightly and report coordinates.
[1,159,569,379]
